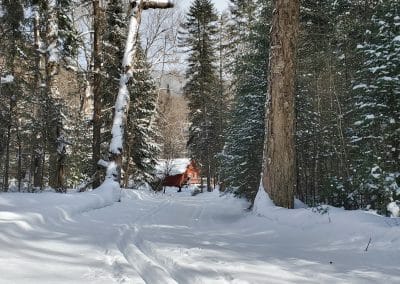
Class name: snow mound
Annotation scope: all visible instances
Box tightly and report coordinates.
[387,201,400,217]
[0,180,120,226]
[253,181,275,216]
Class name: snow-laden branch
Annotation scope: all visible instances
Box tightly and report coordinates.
[0,75,14,84]
[142,0,174,10]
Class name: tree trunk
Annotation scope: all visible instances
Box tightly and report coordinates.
[45,1,67,192]
[262,0,300,208]
[17,122,22,192]
[32,5,44,190]
[3,96,13,192]
[92,0,103,188]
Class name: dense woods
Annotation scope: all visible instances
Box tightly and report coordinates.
[0,0,399,216]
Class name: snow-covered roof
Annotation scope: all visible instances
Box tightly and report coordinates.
[155,158,191,177]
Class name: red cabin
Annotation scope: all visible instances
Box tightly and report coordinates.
[156,159,201,190]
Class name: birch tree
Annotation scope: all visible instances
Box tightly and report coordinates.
[107,0,174,182]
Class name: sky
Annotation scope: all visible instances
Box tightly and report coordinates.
[180,0,230,12]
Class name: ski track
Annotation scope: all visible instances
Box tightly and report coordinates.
[116,198,178,284]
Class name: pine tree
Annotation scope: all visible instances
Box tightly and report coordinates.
[350,0,400,214]
[295,0,344,206]
[124,46,160,187]
[294,0,381,208]
[28,0,78,192]
[0,0,37,192]
[94,0,127,186]
[179,0,220,191]
[219,0,271,201]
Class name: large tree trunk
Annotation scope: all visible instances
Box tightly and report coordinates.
[92,0,103,188]
[262,0,300,208]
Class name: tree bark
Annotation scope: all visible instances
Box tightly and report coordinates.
[92,0,103,188]
[46,1,65,192]
[3,95,14,192]
[32,5,44,190]
[262,0,300,208]
[17,122,22,192]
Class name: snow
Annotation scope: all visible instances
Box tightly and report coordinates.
[387,202,400,217]
[0,75,14,84]
[371,166,381,179]
[253,181,275,215]
[393,35,400,42]
[47,0,59,63]
[0,186,399,283]
[353,83,368,90]
[109,3,141,156]
[109,76,130,155]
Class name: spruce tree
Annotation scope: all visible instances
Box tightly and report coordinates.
[0,0,25,191]
[220,0,271,201]
[124,46,160,187]
[179,0,220,191]
[98,0,127,184]
[295,0,381,208]
[350,1,400,214]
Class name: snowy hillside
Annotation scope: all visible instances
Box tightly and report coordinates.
[0,186,399,283]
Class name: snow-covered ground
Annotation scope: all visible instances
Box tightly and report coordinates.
[0,185,399,283]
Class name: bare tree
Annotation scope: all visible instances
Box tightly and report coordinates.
[157,86,189,159]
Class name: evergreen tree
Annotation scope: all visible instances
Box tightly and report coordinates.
[179,0,220,191]
[29,0,78,191]
[350,0,400,213]
[97,0,127,185]
[0,0,25,191]
[295,0,381,208]
[124,46,160,187]
[219,0,271,201]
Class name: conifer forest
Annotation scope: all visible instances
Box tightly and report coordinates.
[1,0,398,214]
[0,1,399,283]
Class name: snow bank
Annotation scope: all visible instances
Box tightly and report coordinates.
[0,180,120,226]
[54,180,121,222]
[253,181,275,216]
[387,201,400,217]
[62,180,121,216]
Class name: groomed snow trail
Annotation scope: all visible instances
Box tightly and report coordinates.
[0,187,399,283]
